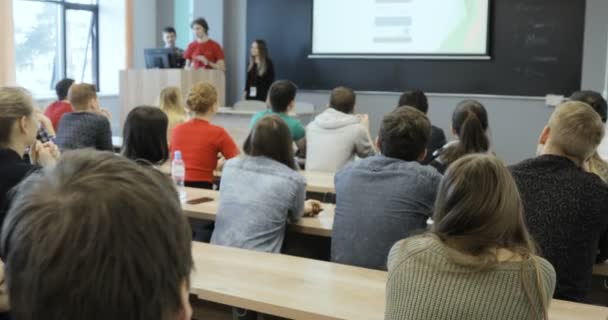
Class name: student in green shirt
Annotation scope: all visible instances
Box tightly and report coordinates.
[250,80,306,145]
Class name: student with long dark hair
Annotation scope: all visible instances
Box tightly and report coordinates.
[244,39,275,101]
[122,106,169,167]
[386,154,556,320]
[430,100,490,173]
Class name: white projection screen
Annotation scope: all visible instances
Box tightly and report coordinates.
[312,0,490,59]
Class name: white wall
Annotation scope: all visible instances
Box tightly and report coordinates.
[132,0,158,69]
[98,1,126,94]
[192,0,224,46]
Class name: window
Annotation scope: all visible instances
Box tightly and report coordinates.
[14,0,99,96]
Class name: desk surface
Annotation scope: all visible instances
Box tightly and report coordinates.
[302,171,335,194]
[594,262,608,277]
[182,187,334,237]
[190,242,608,320]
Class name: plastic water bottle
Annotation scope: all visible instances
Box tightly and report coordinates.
[172,151,187,203]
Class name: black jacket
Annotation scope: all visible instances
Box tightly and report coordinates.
[245,59,275,102]
[0,149,38,229]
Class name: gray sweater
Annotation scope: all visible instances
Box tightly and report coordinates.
[385,236,556,320]
[55,112,113,151]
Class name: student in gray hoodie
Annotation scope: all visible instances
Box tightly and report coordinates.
[306,87,376,172]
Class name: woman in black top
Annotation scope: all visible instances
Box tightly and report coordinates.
[244,39,275,102]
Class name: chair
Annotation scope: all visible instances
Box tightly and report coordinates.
[233,100,268,112]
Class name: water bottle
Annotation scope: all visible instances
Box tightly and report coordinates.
[172,151,187,203]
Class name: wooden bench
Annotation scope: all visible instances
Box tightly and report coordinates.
[190,242,608,320]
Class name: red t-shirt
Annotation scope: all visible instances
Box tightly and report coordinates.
[44,101,73,131]
[170,119,239,183]
[183,39,225,69]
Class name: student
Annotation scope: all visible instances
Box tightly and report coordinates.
[55,83,113,151]
[250,80,306,149]
[1,150,193,320]
[398,89,446,164]
[184,18,225,71]
[170,82,239,189]
[510,101,608,303]
[306,86,375,172]
[212,115,321,253]
[122,106,169,168]
[0,86,60,225]
[44,78,74,131]
[162,26,185,68]
[569,90,608,182]
[331,107,442,270]
[159,86,188,142]
[386,154,555,320]
[244,39,275,102]
[430,100,490,174]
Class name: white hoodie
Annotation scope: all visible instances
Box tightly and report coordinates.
[306,108,376,172]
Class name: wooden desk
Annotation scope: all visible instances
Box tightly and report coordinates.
[182,187,334,237]
[190,242,608,320]
[303,171,335,194]
[190,242,386,320]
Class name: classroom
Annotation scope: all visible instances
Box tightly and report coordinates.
[0,0,607,319]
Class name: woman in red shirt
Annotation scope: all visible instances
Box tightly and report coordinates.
[170,82,239,189]
[184,18,226,71]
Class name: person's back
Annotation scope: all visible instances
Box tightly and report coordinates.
[211,156,306,253]
[386,154,555,320]
[44,78,74,131]
[332,107,441,270]
[306,87,375,172]
[55,83,112,151]
[510,101,608,302]
[211,116,320,253]
[386,236,555,320]
[1,150,193,320]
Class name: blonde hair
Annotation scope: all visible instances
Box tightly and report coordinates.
[0,87,34,146]
[186,82,218,114]
[68,83,97,111]
[548,101,605,163]
[587,152,608,183]
[432,154,549,320]
[159,87,187,141]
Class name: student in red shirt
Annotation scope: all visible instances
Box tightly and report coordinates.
[44,78,74,131]
[170,82,239,189]
[184,18,225,71]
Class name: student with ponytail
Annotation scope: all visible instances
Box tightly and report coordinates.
[386,154,556,320]
[430,100,490,174]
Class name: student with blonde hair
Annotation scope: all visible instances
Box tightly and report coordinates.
[511,101,608,302]
[170,82,239,189]
[386,154,555,320]
[159,86,188,141]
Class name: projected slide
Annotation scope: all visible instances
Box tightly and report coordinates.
[312,0,490,56]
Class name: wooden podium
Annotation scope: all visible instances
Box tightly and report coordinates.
[119,69,225,125]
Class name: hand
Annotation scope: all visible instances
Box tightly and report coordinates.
[303,200,323,217]
[30,141,60,167]
[196,55,209,65]
[34,109,55,134]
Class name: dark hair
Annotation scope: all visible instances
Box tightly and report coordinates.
[248,39,270,77]
[398,89,429,114]
[570,90,607,123]
[330,87,356,114]
[378,107,431,161]
[55,78,75,101]
[243,115,296,170]
[268,80,297,113]
[441,100,489,166]
[1,150,193,320]
[163,26,176,35]
[191,17,209,33]
[122,106,169,165]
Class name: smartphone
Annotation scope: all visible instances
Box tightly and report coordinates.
[186,197,214,205]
